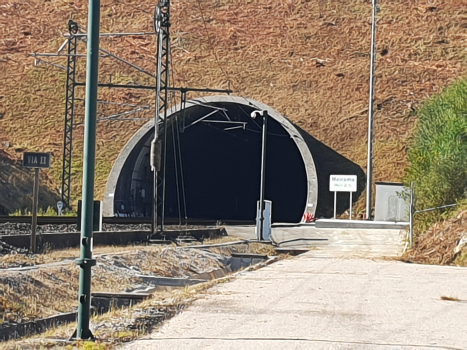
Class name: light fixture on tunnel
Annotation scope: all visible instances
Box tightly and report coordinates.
[251,110,270,241]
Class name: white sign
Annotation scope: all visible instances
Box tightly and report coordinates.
[57,201,64,216]
[330,175,357,192]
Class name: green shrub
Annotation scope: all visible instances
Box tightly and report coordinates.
[405,77,467,231]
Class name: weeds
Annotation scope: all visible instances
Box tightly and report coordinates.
[10,206,59,216]
[405,77,467,235]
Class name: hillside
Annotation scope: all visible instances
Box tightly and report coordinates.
[0,150,59,214]
[0,0,466,211]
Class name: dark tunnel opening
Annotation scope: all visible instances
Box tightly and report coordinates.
[118,102,308,223]
[108,97,366,222]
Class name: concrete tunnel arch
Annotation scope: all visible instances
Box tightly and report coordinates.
[103,95,365,223]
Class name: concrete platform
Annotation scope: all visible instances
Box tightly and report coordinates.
[224,225,406,259]
[315,219,409,230]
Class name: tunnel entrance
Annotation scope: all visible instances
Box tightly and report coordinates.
[162,102,308,223]
[104,96,365,223]
[111,101,309,223]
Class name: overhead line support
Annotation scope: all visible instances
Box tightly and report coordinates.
[61,19,79,209]
[154,0,171,234]
[74,82,232,94]
[64,32,158,37]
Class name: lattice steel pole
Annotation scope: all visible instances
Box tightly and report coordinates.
[153,0,170,233]
[61,20,79,209]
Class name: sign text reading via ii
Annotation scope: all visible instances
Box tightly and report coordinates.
[23,152,51,169]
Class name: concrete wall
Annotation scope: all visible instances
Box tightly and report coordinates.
[0,231,149,250]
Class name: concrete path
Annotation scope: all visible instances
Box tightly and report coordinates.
[226,225,406,259]
[121,227,467,350]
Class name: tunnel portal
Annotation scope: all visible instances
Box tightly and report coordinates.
[104,96,365,223]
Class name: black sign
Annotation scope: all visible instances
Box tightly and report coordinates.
[23,152,51,168]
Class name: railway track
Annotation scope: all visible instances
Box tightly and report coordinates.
[0,216,254,226]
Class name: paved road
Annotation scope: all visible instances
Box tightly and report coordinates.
[121,227,467,350]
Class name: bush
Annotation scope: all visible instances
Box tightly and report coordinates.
[405,77,467,231]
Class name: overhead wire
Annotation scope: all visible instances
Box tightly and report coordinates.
[169,41,188,225]
[170,91,182,225]
[178,91,189,224]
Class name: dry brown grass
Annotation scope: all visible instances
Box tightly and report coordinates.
[0,237,275,326]
[1,0,466,208]
[0,241,279,348]
[0,150,59,213]
[402,209,467,266]
[2,279,225,349]
[0,244,151,268]
[0,235,261,269]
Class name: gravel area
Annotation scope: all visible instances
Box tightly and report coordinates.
[0,223,151,235]
[0,223,207,236]
[0,223,78,235]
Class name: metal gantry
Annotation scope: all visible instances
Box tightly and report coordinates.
[61,20,79,209]
[30,6,231,221]
[32,23,158,210]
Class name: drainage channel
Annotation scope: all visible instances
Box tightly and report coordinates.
[0,246,273,342]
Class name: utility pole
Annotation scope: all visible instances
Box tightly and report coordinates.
[61,20,79,209]
[365,0,378,220]
[71,0,100,340]
[152,0,171,235]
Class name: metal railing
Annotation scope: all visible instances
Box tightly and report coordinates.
[408,181,457,248]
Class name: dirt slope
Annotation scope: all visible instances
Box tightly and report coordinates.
[0,0,466,209]
[403,209,467,266]
[0,150,58,213]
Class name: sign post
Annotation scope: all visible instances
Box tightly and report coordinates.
[23,152,51,253]
[329,175,357,220]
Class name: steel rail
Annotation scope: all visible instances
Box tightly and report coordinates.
[0,216,255,226]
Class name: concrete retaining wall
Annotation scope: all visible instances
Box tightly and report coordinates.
[0,231,149,250]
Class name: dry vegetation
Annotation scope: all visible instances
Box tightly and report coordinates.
[1,271,239,349]
[0,0,466,210]
[0,245,214,323]
[402,209,467,266]
[0,239,281,348]
[0,239,278,325]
